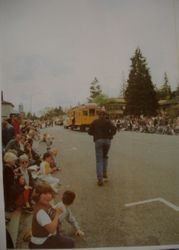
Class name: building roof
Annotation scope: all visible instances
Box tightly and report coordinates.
[159,96,179,106]
[105,97,125,104]
[1,100,14,107]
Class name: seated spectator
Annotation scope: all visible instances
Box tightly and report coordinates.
[29,182,74,249]
[14,175,33,213]
[11,115,20,135]
[49,148,60,172]
[3,152,18,212]
[21,120,30,135]
[24,141,41,166]
[55,191,85,238]
[39,152,60,192]
[2,119,15,150]
[14,154,34,202]
[40,133,54,150]
[5,133,24,156]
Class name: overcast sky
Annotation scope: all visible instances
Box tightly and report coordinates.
[1,0,179,114]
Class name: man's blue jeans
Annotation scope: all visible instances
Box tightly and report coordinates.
[95,139,111,180]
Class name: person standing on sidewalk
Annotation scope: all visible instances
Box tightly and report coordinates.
[88,109,116,186]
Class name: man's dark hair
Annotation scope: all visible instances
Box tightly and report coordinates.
[62,191,76,205]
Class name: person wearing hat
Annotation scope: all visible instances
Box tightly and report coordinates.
[29,182,74,249]
[3,152,18,212]
[15,154,34,213]
[88,109,116,186]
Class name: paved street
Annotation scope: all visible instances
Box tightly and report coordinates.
[17,126,179,249]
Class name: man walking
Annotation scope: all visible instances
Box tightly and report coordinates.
[88,109,116,186]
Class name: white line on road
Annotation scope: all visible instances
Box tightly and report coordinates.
[125,197,179,211]
[63,147,78,151]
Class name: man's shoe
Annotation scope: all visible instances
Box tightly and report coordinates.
[103,172,108,178]
[97,179,104,186]
[103,173,108,182]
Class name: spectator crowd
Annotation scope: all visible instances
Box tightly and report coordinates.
[2,115,84,249]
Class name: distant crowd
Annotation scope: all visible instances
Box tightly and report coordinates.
[113,116,179,135]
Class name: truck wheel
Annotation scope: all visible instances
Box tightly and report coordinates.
[80,125,85,132]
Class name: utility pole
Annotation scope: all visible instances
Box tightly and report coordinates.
[173,0,179,84]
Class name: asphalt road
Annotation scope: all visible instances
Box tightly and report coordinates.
[17,126,179,249]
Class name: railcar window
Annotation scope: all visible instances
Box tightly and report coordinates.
[83,110,88,116]
[89,109,95,116]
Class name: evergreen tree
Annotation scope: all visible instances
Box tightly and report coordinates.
[157,72,172,100]
[120,71,127,97]
[171,82,179,97]
[125,48,158,116]
[88,77,102,102]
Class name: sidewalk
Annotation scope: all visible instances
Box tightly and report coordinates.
[6,209,22,248]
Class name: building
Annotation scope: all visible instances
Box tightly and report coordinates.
[1,91,15,119]
[18,103,24,113]
[159,96,179,116]
[103,97,126,119]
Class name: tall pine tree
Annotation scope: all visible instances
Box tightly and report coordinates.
[88,77,102,102]
[125,48,158,116]
[158,72,172,100]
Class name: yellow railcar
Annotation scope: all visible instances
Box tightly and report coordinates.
[65,103,99,131]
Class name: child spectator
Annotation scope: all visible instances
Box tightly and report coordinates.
[49,148,60,171]
[40,133,54,150]
[55,191,85,238]
[39,152,60,192]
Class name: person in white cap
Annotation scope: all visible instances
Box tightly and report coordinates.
[15,154,34,213]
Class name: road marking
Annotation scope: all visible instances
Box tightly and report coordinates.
[125,197,179,211]
[63,147,78,152]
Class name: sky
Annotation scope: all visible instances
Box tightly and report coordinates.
[1,0,179,114]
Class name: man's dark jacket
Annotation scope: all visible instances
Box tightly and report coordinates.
[88,117,116,141]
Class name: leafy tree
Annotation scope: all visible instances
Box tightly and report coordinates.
[88,77,102,102]
[92,93,109,106]
[40,106,65,120]
[26,112,32,119]
[124,48,158,116]
[157,72,172,100]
